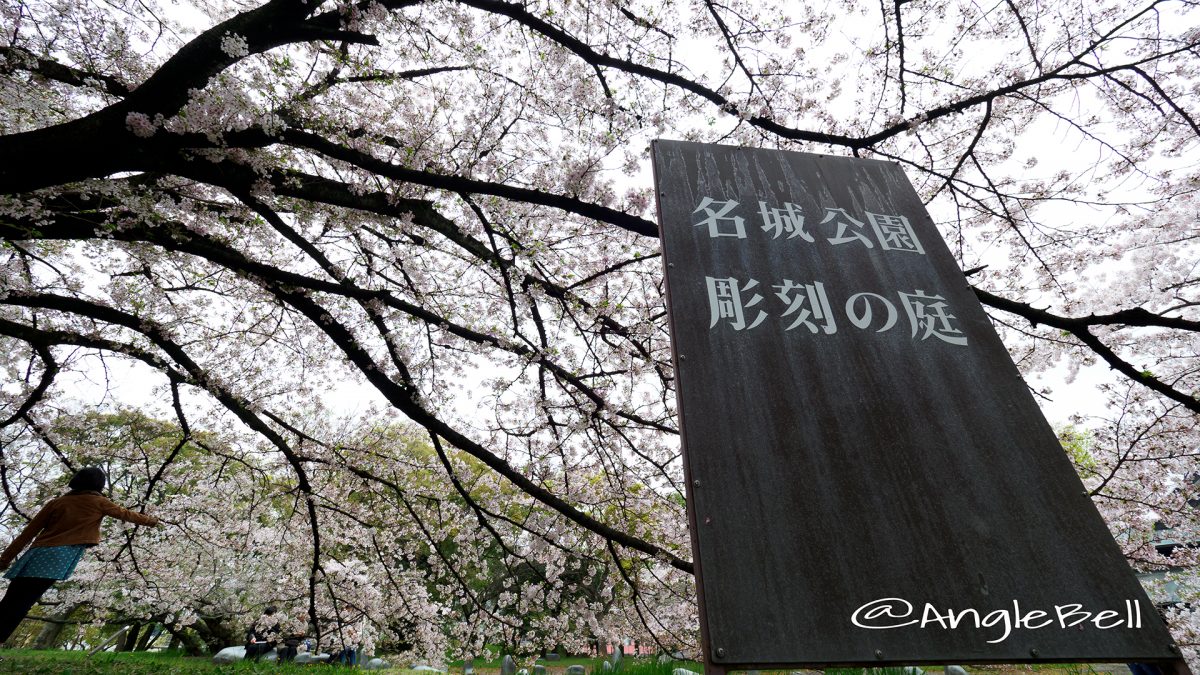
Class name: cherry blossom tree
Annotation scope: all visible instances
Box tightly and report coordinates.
[1,0,1199,663]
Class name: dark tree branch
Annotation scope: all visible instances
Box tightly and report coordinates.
[974,286,1200,414]
[0,46,132,97]
[0,294,327,636]
[0,343,59,429]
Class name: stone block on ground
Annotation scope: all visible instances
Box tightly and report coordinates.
[212,646,245,664]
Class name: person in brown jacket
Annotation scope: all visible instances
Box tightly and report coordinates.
[0,467,160,644]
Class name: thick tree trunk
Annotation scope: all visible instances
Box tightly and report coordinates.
[33,603,79,649]
[163,624,206,656]
[193,616,238,654]
[120,623,141,651]
[0,111,132,195]
[135,623,158,651]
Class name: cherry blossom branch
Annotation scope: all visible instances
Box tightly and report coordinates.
[973,287,1200,414]
[0,207,676,440]
[0,343,58,429]
[278,128,659,237]
[19,414,77,474]
[605,539,686,652]
[140,377,191,505]
[0,294,328,637]
[0,46,131,97]
[2,216,694,574]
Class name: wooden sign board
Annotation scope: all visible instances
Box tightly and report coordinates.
[652,140,1180,668]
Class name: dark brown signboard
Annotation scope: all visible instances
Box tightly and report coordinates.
[652,140,1180,668]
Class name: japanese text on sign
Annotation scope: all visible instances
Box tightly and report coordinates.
[693,197,925,254]
[691,196,961,346]
[705,277,967,346]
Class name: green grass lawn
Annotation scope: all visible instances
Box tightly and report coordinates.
[0,648,366,674]
[0,651,709,675]
[0,649,1111,675]
[450,655,705,673]
[450,656,622,669]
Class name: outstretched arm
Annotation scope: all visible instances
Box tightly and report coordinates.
[98,498,160,527]
[0,502,57,569]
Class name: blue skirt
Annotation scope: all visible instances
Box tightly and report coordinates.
[4,545,87,580]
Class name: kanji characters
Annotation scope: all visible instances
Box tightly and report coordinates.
[701,277,967,347]
[705,276,767,330]
[688,197,928,257]
[898,290,967,345]
[687,199,964,346]
[759,201,812,241]
[820,208,874,248]
[774,280,836,333]
[867,213,924,253]
[693,197,746,238]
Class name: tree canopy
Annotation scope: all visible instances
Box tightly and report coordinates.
[1,0,1199,662]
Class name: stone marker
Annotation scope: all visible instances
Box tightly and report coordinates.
[534,665,547,675]
[212,646,246,664]
[517,669,529,675]
[502,655,517,675]
[414,667,447,673]
[611,647,623,669]
[544,653,561,661]
[566,665,586,675]
[465,658,475,675]
[945,667,968,675]
[603,661,613,672]
[673,669,700,675]
[364,658,392,671]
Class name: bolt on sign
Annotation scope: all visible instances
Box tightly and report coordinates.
[652,140,1185,670]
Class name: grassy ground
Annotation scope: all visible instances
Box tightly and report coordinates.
[0,649,1123,675]
[0,648,366,674]
[451,656,696,671]
[0,651,702,675]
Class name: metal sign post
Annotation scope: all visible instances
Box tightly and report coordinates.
[652,140,1190,673]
